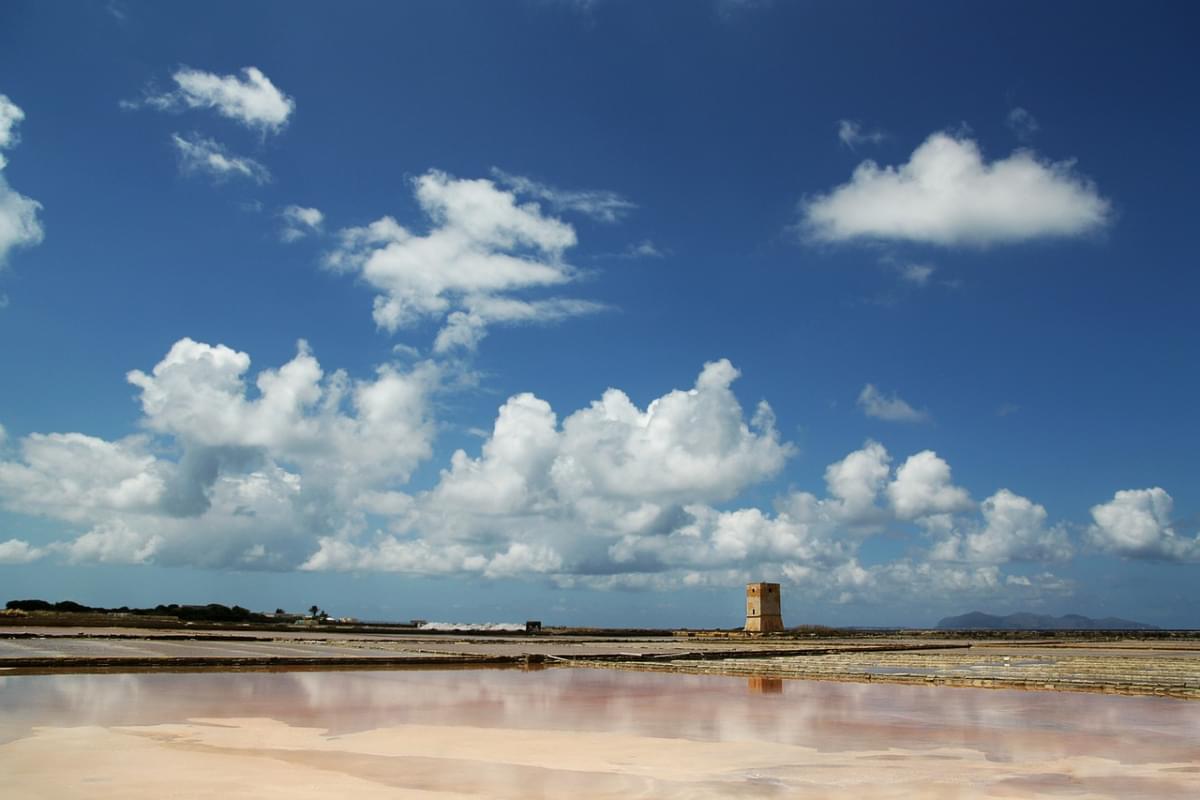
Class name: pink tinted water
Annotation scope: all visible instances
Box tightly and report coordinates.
[1,667,1197,797]
[1,667,1196,759]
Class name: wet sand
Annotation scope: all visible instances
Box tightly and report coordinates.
[2,668,1197,798]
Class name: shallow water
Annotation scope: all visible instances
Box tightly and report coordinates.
[1,667,1197,797]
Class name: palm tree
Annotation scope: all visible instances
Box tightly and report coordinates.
[309,605,319,618]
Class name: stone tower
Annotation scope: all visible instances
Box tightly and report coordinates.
[744,582,784,633]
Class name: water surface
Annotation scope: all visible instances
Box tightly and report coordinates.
[2,668,1197,797]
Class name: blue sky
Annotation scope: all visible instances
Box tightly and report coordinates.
[0,0,1197,628]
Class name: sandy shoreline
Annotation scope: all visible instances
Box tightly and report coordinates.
[5,715,1199,799]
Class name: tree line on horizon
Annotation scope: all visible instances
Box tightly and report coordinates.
[4,598,290,623]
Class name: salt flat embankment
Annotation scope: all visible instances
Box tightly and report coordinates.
[1,624,1197,698]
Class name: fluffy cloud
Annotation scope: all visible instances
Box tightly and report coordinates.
[0,94,44,268]
[59,520,162,565]
[323,170,605,350]
[138,67,294,133]
[816,440,891,526]
[171,133,270,184]
[127,337,438,498]
[887,450,973,522]
[0,338,439,570]
[608,503,850,576]
[0,175,42,267]
[931,489,1072,564]
[0,95,25,156]
[433,359,790,520]
[801,131,1110,245]
[302,372,1073,604]
[857,384,929,423]
[303,537,564,579]
[57,464,311,569]
[0,432,166,522]
[305,358,793,576]
[1088,488,1199,561]
[490,168,635,222]
[0,538,46,564]
[0,342,1089,608]
[430,391,559,516]
[550,360,790,505]
[280,205,324,242]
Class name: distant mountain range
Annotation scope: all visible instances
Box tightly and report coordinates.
[937,611,1158,631]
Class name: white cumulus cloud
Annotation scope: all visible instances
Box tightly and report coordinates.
[323,169,605,350]
[0,338,440,571]
[818,440,892,527]
[59,519,162,565]
[0,343,1092,608]
[551,360,789,504]
[1088,488,1199,561]
[301,375,1075,604]
[138,66,294,134]
[0,432,166,522]
[304,358,793,577]
[0,538,46,564]
[127,337,438,497]
[931,489,1072,564]
[801,131,1110,246]
[0,95,25,156]
[434,359,790,519]
[887,450,973,522]
[0,94,44,268]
